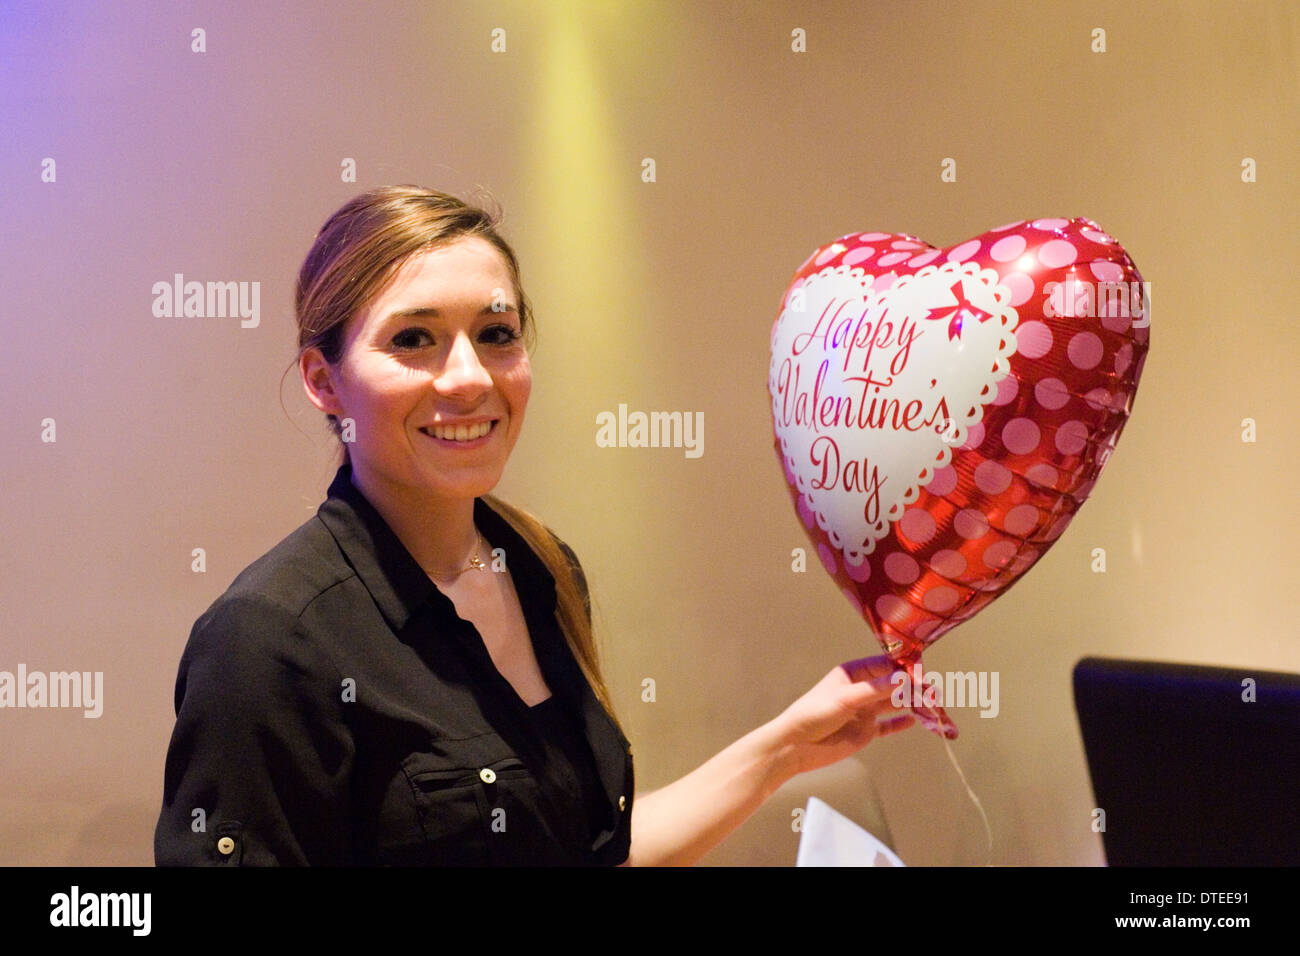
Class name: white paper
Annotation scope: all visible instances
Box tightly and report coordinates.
[795,796,906,867]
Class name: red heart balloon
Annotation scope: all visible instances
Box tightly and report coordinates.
[768,218,1148,738]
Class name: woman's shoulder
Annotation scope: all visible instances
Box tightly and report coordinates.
[184,513,352,660]
[228,511,352,606]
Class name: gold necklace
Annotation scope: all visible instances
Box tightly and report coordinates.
[422,528,487,580]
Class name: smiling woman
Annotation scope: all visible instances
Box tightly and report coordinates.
[153,185,914,868]
[155,186,629,865]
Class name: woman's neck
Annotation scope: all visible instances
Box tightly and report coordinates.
[347,461,480,579]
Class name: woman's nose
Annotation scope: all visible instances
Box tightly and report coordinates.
[437,331,493,392]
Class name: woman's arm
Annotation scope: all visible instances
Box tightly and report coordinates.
[620,656,912,866]
[155,594,354,866]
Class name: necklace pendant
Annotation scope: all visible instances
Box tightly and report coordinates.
[468,555,487,571]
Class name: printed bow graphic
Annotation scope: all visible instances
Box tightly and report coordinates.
[923,280,994,342]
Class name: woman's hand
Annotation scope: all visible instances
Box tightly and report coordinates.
[622,654,914,865]
[764,655,914,781]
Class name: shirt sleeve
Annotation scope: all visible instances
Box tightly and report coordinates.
[154,594,355,866]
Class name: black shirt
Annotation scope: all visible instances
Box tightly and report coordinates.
[154,464,634,866]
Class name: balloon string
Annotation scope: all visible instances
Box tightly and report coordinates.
[938,731,993,866]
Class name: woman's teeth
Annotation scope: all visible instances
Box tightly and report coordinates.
[424,421,493,442]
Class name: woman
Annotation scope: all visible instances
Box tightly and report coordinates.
[154,185,913,866]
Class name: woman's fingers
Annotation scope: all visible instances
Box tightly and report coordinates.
[837,656,909,712]
[823,708,915,756]
[876,713,915,736]
[839,654,898,684]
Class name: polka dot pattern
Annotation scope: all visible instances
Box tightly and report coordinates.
[931,549,967,578]
[982,540,1017,570]
[927,466,958,497]
[1090,260,1123,282]
[1035,377,1071,410]
[947,239,980,262]
[1068,331,1103,369]
[884,552,920,584]
[899,508,936,544]
[843,246,874,267]
[1004,504,1039,536]
[1026,463,1057,488]
[1038,239,1078,268]
[1083,387,1113,412]
[1114,343,1133,376]
[1002,418,1041,455]
[992,374,1018,406]
[923,587,959,612]
[876,595,910,624]
[974,460,1012,495]
[1101,306,1132,335]
[1001,271,1034,306]
[991,235,1027,261]
[1016,321,1053,359]
[914,620,942,641]
[954,509,990,539]
[1055,420,1089,455]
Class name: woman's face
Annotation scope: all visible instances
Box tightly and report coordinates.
[304,235,531,505]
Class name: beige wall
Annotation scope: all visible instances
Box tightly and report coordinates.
[1,0,1296,865]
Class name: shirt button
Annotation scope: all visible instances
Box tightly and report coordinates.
[618,795,626,812]
[479,767,497,784]
[216,837,235,855]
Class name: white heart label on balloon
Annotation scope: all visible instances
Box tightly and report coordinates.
[769,260,1021,562]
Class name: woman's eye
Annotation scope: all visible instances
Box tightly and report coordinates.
[392,328,432,350]
[483,324,522,345]
[391,325,520,351]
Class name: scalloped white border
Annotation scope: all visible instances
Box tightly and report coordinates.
[773,259,1020,563]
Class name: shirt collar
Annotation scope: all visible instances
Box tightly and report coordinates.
[316,463,557,635]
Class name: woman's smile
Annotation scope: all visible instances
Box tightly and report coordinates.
[419,418,500,447]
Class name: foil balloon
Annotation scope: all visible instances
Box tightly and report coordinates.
[768,218,1148,738]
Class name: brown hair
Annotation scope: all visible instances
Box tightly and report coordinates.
[293,185,619,728]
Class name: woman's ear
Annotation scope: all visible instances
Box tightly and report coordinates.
[300,347,343,417]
